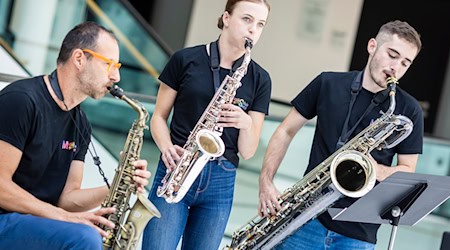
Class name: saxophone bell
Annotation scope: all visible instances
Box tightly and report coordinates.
[158,130,225,204]
[196,129,225,159]
[330,150,376,198]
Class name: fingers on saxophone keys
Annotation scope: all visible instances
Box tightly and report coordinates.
[162,150,171,163]
[258,203,266,217]
[260,201,274,217]
[166,151,176,167]
[268,200,281,216]
[166,147,179,159]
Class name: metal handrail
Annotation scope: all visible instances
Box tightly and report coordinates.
[0,72,26,83]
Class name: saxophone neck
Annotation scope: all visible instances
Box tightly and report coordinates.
[109,85,149,127]
[232,39,253,80]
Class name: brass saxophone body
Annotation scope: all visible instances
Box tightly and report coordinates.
[101,86,161,250]
[225,77,414,250]
[157,39,254,203]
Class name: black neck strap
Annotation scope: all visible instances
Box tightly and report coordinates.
[209,39,245,91]
[49,70,64,102]
[48,70,109,188]
[336,71,389,149]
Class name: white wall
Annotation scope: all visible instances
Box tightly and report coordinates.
[186,0,364,101]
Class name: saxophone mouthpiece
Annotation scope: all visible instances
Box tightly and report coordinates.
[109,85,124,99]
[244,38,253,49]
[386,76,398,97]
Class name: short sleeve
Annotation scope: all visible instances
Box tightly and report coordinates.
[250,69,271,115]
[396,103,424,154]
[291,73,323,120]
[0,91,35,151]
[158,50,184,91]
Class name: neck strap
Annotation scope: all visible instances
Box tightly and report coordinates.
[336,71,389,149]
[49,70,64,102]
[209,39,245,91]
[49,70,109,188]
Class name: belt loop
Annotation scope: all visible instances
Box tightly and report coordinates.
[211,156,227,163]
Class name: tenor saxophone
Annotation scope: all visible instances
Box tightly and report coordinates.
[101,86,161,250]
[225,77,414,250]
[157,39,253,203]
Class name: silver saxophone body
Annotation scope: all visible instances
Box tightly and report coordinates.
[225,77,414,250]
[157,39,253,203]
[101,86,161,250]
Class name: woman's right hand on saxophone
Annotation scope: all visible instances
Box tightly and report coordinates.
[161,145,184,170]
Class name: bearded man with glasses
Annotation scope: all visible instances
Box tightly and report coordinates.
[0,21,152,249]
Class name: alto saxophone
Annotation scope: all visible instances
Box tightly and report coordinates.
[225,77,414,250]
[101,86,161,250]
[157,39,254,203]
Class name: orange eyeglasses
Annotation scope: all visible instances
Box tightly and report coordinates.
[82,49,122,72]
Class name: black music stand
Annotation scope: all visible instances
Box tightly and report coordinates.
[328,172,450,250]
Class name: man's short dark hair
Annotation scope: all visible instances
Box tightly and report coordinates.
[57,21,118,65]
[376,20,422,54]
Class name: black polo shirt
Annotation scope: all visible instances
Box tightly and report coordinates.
[291,71,423,243]
[159,44,272,167]
[0,76,91,213]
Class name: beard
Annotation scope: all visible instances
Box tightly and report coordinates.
[368,60,388,89]
[78,69,108,99]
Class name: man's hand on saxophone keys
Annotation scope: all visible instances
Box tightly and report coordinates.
[132,159,151,193]
[65,207,116,238]
[258,179,282,217]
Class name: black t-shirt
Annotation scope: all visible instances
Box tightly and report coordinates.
[159,44,272,167]
[291,71,423,243]
[0,76,91,213]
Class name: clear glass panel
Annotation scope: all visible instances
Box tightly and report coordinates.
[0,0,13,38]
[416,138,450,218]
[87,0,169,96]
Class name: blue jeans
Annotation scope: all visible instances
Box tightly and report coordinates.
[275,219,375,250]
[142,159,237,250]
[0,212,102,249]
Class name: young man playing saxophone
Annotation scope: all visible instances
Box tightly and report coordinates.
[258,20,424,250]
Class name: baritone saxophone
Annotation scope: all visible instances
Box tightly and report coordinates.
[157,39,253,203]
[225,77,414,250]
[101,86,161,250]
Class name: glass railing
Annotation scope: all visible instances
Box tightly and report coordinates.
[85,0,171,96]
[79,0,172,165]
[2,0,171,121]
